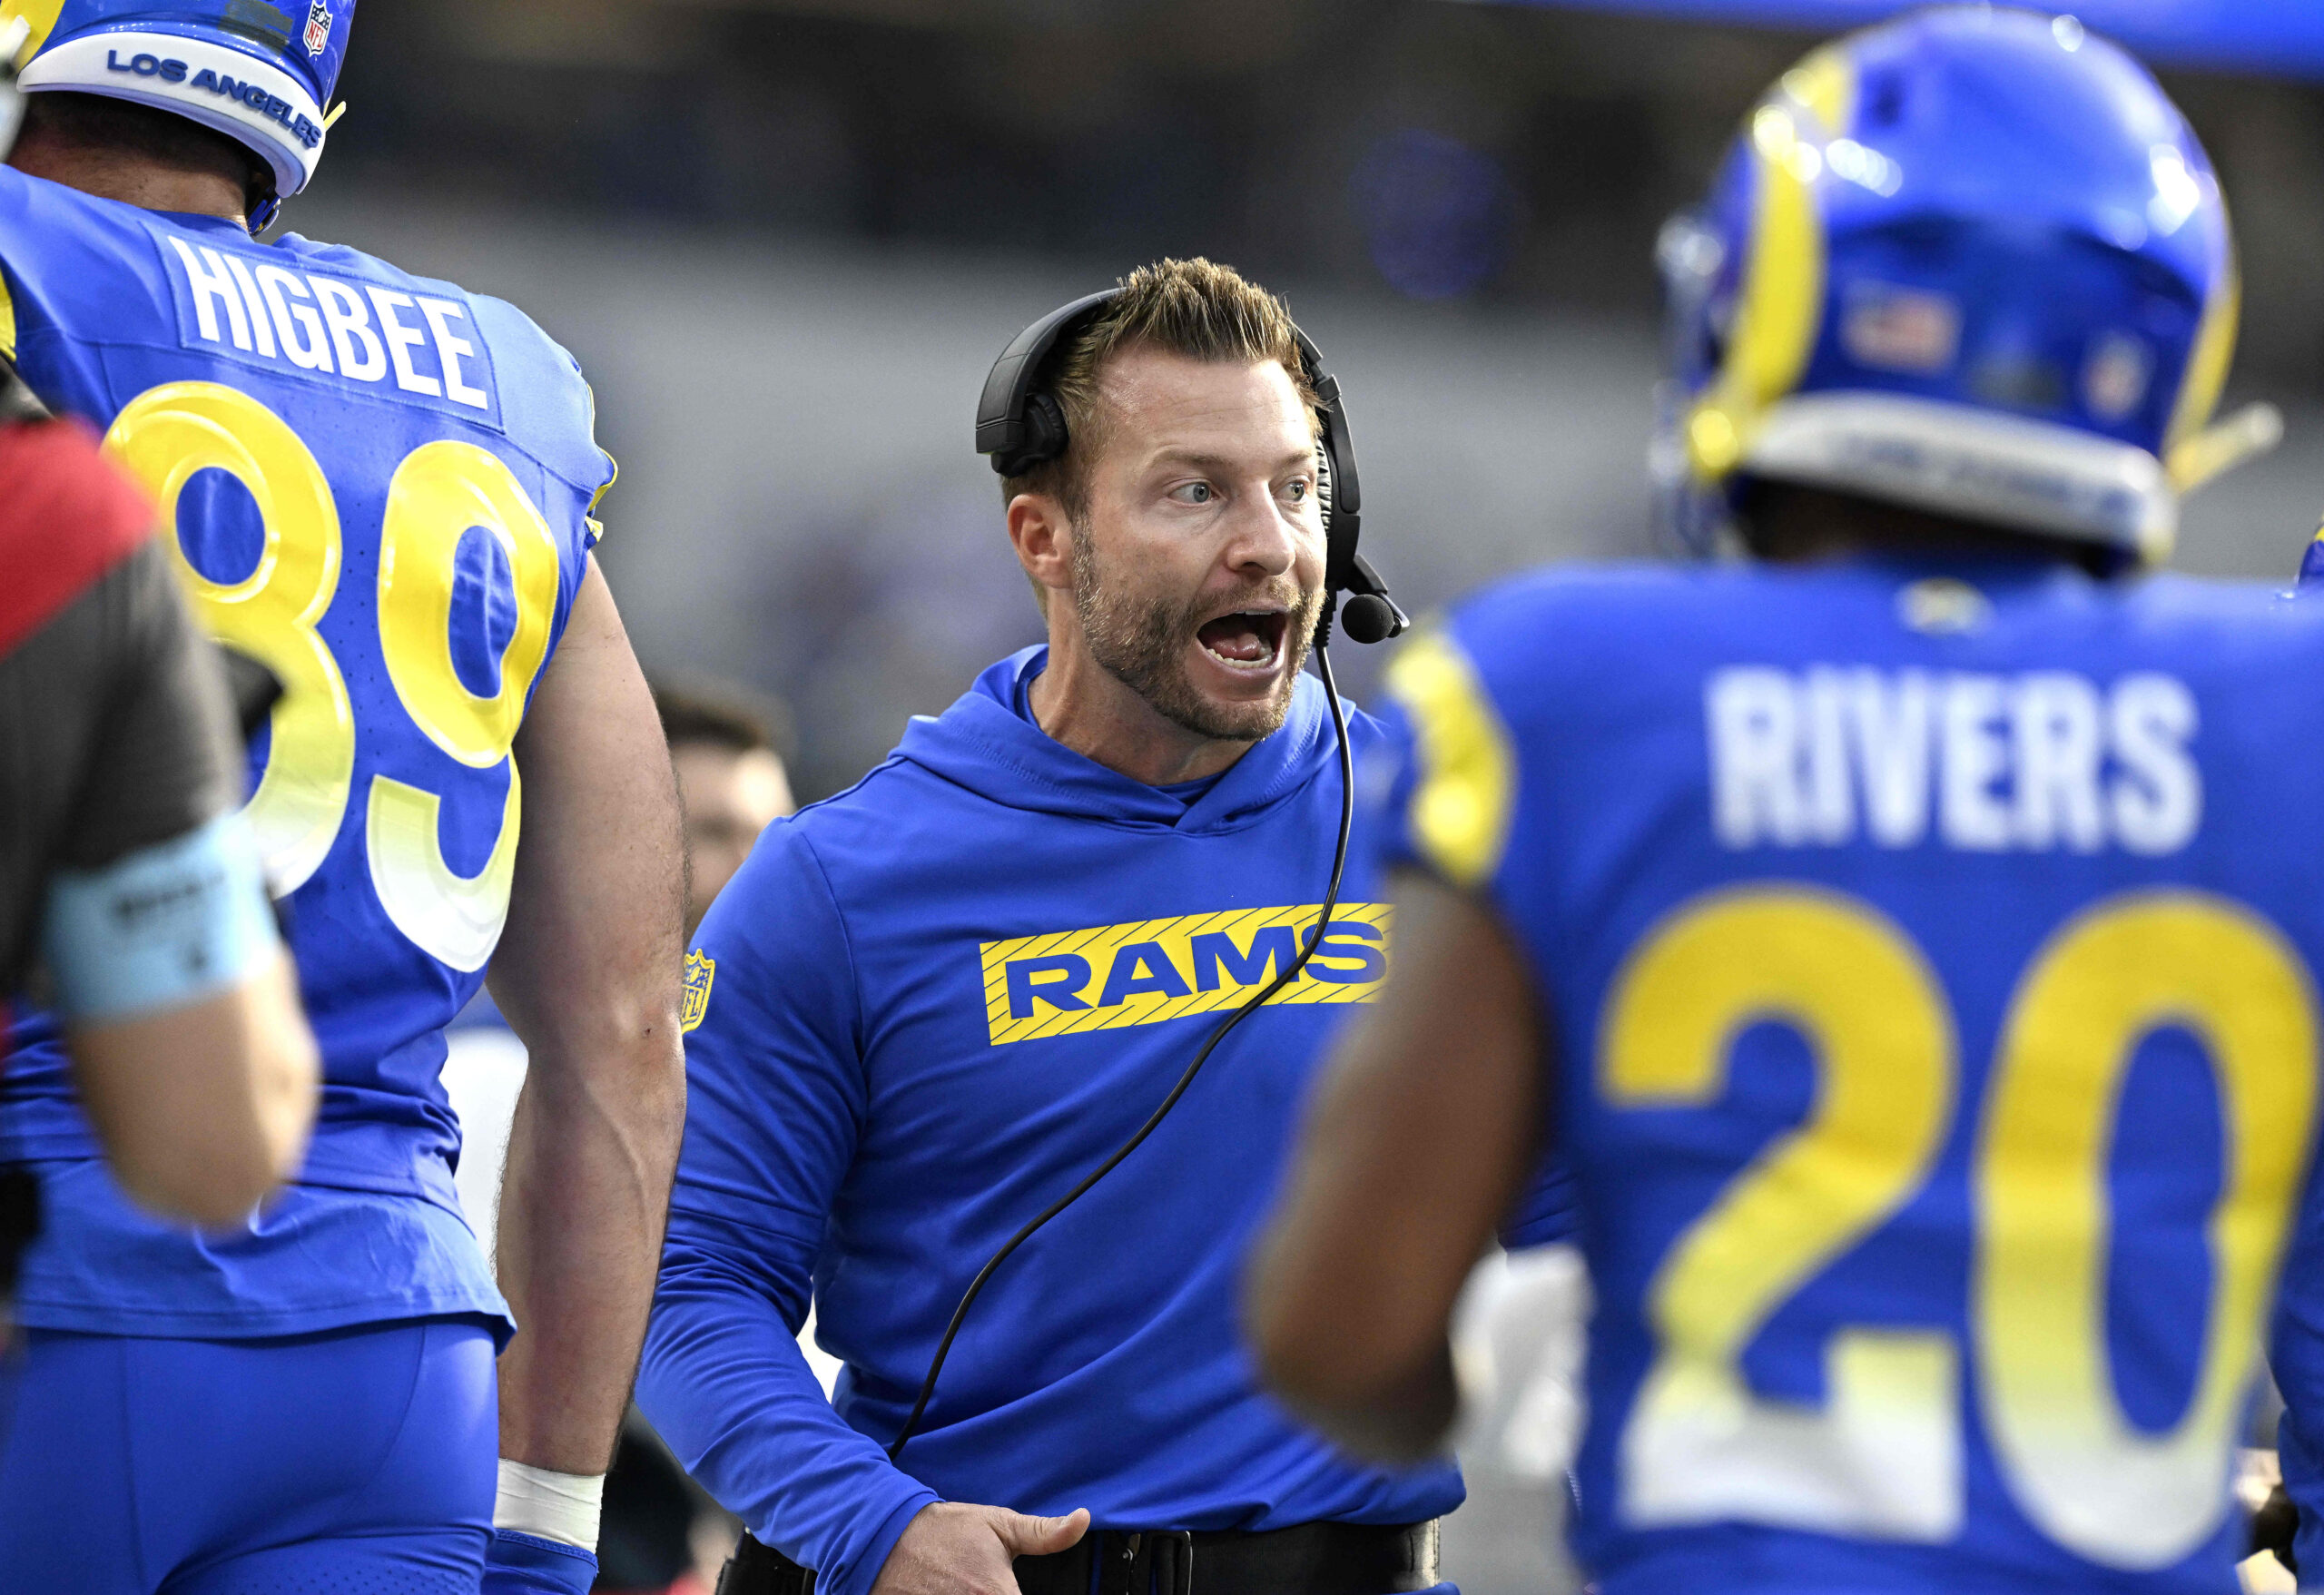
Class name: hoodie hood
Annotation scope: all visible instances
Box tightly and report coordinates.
[894,646,1341,833]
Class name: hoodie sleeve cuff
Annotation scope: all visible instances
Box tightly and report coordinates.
[816,1484,942,1595]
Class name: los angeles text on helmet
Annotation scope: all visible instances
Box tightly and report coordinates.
[103,48,323,151]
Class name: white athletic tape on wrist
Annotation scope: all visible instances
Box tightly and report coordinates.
[494,1460,605,1551]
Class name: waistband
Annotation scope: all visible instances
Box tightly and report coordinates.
[721,1520,1443,1595]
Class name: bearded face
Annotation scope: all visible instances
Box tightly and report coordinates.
[1068,527,1323,743]
[1016,347,1332,760]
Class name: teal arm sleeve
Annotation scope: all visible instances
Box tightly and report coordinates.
[40,812,280,1023]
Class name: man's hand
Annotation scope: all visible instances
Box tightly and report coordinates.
[871,1501,1090,1595]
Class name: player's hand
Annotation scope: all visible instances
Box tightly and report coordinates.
[479,1527,600,1595]
[871,1501,1090,1595]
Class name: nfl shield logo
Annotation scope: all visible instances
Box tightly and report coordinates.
[681,950,716,1033]
[303,0,331,57]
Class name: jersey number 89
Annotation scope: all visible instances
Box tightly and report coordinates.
[105,381,561,970]
[1604,885,2316,1569]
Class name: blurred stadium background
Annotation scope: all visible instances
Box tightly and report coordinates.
[293,3,2324,1589]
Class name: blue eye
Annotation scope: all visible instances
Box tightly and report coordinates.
[1174,482,1214,504]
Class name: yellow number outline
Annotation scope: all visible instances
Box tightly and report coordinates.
[1605,883,2319,1566]
[1978,893,2317,1567]
[369,440,563,969]
[105,382,566,970]
[109,383,353,894]
[1605,888,1960,1540]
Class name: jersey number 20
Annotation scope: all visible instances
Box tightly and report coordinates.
[105,381,561,970]
[1603,885,2316,1569]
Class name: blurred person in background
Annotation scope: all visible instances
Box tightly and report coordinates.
[660,681,797,939]
[0,4,687,1591]
[445,675,795,1595]
[639,257,1570,1595]
[1251,14,2313,1595]
[0,346,316,1281]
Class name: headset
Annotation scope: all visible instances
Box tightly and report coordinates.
[978,290,1407,649]
[886,290,1409,1461]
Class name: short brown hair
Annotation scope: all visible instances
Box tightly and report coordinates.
[651,676,793,763]
[1001,257,1321,522]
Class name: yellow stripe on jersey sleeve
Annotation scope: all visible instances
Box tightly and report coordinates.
[1384,629,1517,890]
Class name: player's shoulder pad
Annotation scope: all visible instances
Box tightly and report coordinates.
[0,166,160,359]
[1445,560,1713,692]
[459,290,614,498]
[2128,569,2324,662]
[273,232,614,501]
[0,161,74,242]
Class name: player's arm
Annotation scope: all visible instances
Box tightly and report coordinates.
[31,542,318,1223]
[485,556,687,1543]
[1246,866,1547,1462]
[62,949,313,1226]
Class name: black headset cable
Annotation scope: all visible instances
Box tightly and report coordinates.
[885,612,1361,1462]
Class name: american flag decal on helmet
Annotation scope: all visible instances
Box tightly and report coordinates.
[303,0,330,57]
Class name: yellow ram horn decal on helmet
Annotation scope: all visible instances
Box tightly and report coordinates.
[0,0,63,66]
[1688,46,1855,483]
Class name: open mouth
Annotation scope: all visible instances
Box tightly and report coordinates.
[1196,609,1290,672]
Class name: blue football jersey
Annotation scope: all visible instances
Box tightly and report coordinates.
[1380,556,2324,1595]
[0,165,611,1339]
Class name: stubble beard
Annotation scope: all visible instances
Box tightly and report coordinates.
[1069,535,1321,743]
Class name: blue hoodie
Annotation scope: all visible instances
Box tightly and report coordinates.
[640,647,1574,1595]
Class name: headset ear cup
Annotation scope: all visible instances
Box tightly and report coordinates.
[1024,393,1068,468]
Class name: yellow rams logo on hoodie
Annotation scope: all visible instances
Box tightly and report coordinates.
[979,902,1390,1046]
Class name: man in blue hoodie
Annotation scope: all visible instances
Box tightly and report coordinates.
[640,258,1565,1595]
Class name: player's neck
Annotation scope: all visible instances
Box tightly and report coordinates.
[1029,636,1254,788]
[1748,482,2107,576]
[7,143,246,227]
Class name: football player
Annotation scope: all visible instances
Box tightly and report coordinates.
[0,4,686,1592]
[1251,11,2314,1595]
